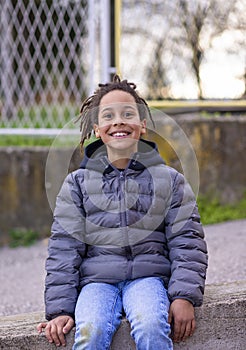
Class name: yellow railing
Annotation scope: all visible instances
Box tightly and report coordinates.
[114,0,121,77]
[147,99,246,110]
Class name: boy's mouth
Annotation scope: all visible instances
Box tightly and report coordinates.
[110,131,131,138]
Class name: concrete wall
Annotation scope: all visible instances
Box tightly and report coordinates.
[0,281,245,349]
[149,114,246,203]
[0,116,245,244]
[0,147,82,245]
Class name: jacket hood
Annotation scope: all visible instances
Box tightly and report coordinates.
[80,138,165,173]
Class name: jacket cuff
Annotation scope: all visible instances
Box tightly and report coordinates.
[46,312,75,321]
[170,296,196,306]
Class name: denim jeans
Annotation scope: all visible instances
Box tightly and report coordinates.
[73,277,173,350]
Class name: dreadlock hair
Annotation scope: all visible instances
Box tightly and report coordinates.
[77,75,155,146]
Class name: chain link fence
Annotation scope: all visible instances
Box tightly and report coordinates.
[0,0,88,129]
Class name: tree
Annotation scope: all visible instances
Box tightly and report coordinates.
[240,66,246,98]
[145,39,171,100]
[120,0,246,99]
[172,0,241,99]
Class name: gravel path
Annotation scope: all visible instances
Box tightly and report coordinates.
[1,219,245,316]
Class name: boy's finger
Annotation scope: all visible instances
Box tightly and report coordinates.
[50,324,61,347]
[37,322,47,333]
[182,321,192,341]
[57,327,66,347]
[44,323,53,343]
[190,318,196,336]
[173,320,181,342]
[63,318,74,333]
[180,322,187,341]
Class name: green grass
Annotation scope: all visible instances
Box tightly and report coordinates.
[198,194,246,225]
[0,134,81,147]
[0,135,54,146]
[0,132,98,147]
[0,104,79,129]
[9,228,39,248]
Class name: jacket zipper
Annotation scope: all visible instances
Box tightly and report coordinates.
[119,171,133,279]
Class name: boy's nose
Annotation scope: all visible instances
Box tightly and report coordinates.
[113,114,125,126]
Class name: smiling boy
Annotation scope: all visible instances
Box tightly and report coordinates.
[38,76,208,350]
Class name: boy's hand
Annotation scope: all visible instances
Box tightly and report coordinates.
[37,315,74,347]
[168,299,195,343]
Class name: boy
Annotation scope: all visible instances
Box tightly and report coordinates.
[38,76,208,349]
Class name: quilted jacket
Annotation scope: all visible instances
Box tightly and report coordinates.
[45,138,208,320]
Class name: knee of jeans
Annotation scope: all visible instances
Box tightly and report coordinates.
[75,321,114,350]
[136,315,171,336]
[78,322,102,342]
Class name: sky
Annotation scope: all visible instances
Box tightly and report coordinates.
[173,30,245,99]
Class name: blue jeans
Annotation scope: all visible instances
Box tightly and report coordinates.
[73,277,173,350]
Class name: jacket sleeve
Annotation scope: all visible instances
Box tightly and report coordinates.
[45,171,87,320]
[165,171,208,307]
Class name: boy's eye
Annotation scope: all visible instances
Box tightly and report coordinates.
[124,111,134,118]
[103,113,113,120]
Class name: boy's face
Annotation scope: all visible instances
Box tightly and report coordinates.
[94,90,146,159]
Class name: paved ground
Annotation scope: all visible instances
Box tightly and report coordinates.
[0,219,245,316]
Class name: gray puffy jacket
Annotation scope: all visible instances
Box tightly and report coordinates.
[45,139,208,320]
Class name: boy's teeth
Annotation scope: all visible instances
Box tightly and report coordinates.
[113,132,128,137]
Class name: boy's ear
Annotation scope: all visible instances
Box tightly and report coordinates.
[93,124,100,138]
[141,119,147,135]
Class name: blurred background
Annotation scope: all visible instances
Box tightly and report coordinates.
[0,0,246,245]
[0,0,246,129]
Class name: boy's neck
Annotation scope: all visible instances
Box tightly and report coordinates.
[106,144,138,169]
[110,157,129,169]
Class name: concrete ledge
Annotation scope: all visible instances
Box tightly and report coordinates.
[0,281,245,350]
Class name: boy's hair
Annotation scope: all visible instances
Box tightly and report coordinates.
[77,75,154,145]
